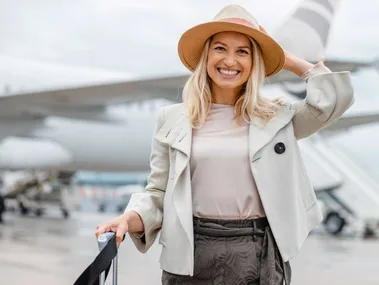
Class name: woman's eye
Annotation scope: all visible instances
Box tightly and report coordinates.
[215,46,225,51]
[238,49,249,54]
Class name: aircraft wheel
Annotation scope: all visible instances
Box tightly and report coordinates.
[98,204,106,213]
[0,195,5,223]
[117,205,125,213]
[19,202,29,216]
[35,208,44,217]
[363,225,376,239]
[62,209,69,219]
[323,211,346,235]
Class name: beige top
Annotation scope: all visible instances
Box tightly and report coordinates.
[190,103,266,219]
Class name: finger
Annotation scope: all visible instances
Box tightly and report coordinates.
[116,224,127,246]
[95,224,111,238]
[258,25,268,34]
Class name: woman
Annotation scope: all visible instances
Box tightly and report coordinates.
[96,4,354,285]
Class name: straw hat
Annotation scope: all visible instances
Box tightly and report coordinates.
[178,5,285,77]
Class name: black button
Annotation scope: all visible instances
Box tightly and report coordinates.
[274,142,285,154]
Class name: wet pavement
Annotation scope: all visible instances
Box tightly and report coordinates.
[1,211,378,285]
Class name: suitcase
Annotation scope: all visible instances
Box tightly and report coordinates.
[73,232,122,285]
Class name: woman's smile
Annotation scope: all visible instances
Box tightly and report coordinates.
[217,68,241,79]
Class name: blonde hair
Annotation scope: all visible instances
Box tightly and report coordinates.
[182,35,285,128]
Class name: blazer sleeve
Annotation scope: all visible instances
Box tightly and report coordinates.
[290,61,355,139]
[124,106,169,253]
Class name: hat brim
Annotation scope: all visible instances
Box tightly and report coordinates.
[178,21,285,77]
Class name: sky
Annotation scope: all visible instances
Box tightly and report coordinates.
[0,0,378,79]
[0,0,379,178]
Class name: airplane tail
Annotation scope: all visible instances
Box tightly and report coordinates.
[272,0,342,62]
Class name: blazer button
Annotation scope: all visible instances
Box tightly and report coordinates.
[274,142,285,154]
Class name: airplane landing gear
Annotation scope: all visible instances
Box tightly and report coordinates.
[61,208,69,219]
[0,195,5,223]
[323,211,346,235]
[35,207,44,217]
[98,203,106,213]
[19,201,29,216]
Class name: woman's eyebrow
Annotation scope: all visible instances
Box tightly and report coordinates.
[212,41,250,49]
[238,46,251,49]
[213,41,226,46]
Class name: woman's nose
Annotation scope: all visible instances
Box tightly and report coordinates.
[223,57,237,67]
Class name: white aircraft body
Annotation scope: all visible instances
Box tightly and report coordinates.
[1,0,379,233]
[0,0,378,172]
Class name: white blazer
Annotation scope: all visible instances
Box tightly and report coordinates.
[125,62,355,276]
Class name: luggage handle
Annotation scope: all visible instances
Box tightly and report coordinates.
[98,232,118,285]
[73,232,125,285]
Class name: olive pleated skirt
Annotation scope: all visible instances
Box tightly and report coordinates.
[161,216,291,285]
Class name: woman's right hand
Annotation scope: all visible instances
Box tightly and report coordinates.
[95,213,130,246]
[95,211,144,246]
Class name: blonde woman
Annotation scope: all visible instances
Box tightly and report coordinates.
[96,5,354,285]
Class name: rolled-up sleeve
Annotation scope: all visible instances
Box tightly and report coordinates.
[290,61,355,139]
[124,106,169,253]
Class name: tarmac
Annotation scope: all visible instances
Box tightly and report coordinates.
[1,210,379,285]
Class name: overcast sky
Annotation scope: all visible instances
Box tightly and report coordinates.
[0,0,379,178]
[0,0,378,77]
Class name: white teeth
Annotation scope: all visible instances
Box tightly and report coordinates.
[219,69,238,75]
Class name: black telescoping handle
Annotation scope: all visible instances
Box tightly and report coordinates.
[73,233,125,285]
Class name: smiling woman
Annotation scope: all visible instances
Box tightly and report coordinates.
[96,4,355,285]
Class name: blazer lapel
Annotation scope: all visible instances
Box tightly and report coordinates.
[170,115,192,158]
[249,105,295,160]
[154,109,192,178]
[154,108,192,156]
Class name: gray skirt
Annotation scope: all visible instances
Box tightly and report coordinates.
[162,216,291,285]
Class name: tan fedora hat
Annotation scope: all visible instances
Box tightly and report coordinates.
[178,5,285,77]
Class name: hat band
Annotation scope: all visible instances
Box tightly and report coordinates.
[218,17,256,28]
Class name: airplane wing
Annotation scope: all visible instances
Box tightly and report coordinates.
[321,59,378,73]
[321,113,379,132]
[0,73,190,138]
[269,58,378,85]
[0,74,189,115]
[0,74,194,139]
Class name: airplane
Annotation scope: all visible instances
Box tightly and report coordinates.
[0,0,379,234]
[0,170,81,219]
[0,0,378,172]
[0,169,148,219]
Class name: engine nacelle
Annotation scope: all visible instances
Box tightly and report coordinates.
[0,137,72,170]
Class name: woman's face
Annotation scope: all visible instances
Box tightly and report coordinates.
[207,31,252,91]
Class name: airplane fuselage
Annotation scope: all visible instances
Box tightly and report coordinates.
[0,102,165,172]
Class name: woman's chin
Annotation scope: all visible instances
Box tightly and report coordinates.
[214,81,243,90]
